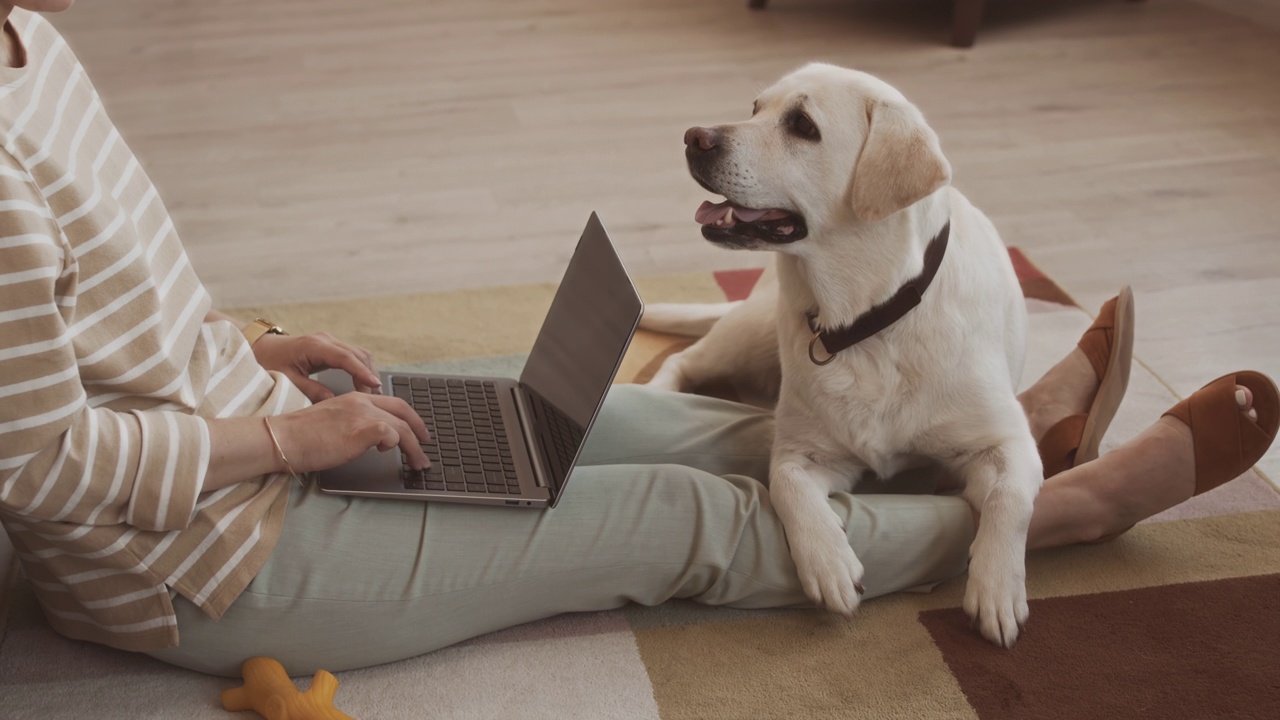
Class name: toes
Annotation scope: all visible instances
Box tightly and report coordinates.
[971,602,1025,648]
[793,541,865,616]
[800,575,822,606]
[963,566,1029,649]
[832,578,860,616]
[827,561,865,616]
[1236,385,1260,423]
[1236,385,1254,412]
[807,573,861,616]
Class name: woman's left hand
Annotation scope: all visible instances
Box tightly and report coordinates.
[251,332,382,401]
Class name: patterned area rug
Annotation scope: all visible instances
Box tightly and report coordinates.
[2,253,1278,719]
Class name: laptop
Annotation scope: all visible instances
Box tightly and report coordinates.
[314,212,643,508]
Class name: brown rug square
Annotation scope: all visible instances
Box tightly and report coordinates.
[919,573,1280,720]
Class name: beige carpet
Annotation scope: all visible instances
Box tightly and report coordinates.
[2,257,1278,720]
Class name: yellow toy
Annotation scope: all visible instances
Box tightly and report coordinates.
[222,657,356,720]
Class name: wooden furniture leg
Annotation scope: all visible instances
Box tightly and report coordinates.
[951,0,986,48]
[752,0,1135,47]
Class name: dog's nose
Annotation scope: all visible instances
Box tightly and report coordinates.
[684,126,721,154]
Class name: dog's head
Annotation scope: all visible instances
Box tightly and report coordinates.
[686,63,951,251]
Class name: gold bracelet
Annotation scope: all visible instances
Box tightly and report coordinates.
[262,416,302,486]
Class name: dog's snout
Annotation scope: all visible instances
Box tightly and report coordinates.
[684,126,721,155]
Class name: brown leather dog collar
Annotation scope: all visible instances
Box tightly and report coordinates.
[805,221,951,366]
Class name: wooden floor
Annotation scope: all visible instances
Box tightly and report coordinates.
[51,0,1280,480]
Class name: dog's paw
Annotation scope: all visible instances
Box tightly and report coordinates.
[645,355,687,393]
[963,559,1029,648]
[792,530,866,616]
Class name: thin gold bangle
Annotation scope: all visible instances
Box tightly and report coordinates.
[262,416,303,486]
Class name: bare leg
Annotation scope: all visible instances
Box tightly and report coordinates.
[1027,388,1258,550]
[1002,327,1262,548]
[1017,347,1098,443]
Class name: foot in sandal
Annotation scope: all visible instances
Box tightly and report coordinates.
[1021,287,1135,477]
[1027,370,1279,549]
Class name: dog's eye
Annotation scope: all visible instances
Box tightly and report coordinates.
[751,101,759,116]
[789,111,820,141]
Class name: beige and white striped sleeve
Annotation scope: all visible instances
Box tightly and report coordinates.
[0,160,210,532]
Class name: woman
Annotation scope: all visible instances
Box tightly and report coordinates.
[1,2,1274,676]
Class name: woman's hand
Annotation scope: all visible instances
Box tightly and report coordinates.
[203,394,431,493]
[271,393,431,473]
[251,332,382,401]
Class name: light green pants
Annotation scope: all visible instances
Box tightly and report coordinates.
[149,385,974,676]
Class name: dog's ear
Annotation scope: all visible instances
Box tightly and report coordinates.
[847,100,951,223]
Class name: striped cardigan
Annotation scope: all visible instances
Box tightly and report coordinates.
[0,11,309,651]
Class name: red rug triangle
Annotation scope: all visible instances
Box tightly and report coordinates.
[713,268,765,302]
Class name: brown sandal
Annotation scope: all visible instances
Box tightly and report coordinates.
[1038,286,1135,478]
[1091,370,1279,544]
[1163,370,1280,494]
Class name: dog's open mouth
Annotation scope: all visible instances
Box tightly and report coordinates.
[695,199,808,246]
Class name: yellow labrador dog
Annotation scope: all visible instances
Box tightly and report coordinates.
[643,63,1039,647]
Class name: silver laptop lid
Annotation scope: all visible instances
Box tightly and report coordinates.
[518,212,643,500]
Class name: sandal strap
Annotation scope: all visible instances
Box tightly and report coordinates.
[1163,373,1278,495]
[1037,413,1088,479]
[1076,296,1118,381]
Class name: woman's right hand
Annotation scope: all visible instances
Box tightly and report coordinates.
[271,393,432,474]
[203,394,431,493]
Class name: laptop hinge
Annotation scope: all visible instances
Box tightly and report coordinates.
[511,386,552,490]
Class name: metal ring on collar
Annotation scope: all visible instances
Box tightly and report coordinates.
[808,333,836,366]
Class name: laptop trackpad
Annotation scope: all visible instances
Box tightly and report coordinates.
[311,369,405,493]
[316,367,361,396]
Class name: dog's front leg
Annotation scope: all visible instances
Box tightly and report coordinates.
[955,429,1042,648]
[645,269,781,402]
[770,454,866,615]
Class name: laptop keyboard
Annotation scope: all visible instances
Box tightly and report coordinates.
[392,377,521,495]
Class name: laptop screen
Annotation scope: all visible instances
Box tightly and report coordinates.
[519,213,643,500]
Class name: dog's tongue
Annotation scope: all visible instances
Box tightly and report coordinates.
[695,200,775,226]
